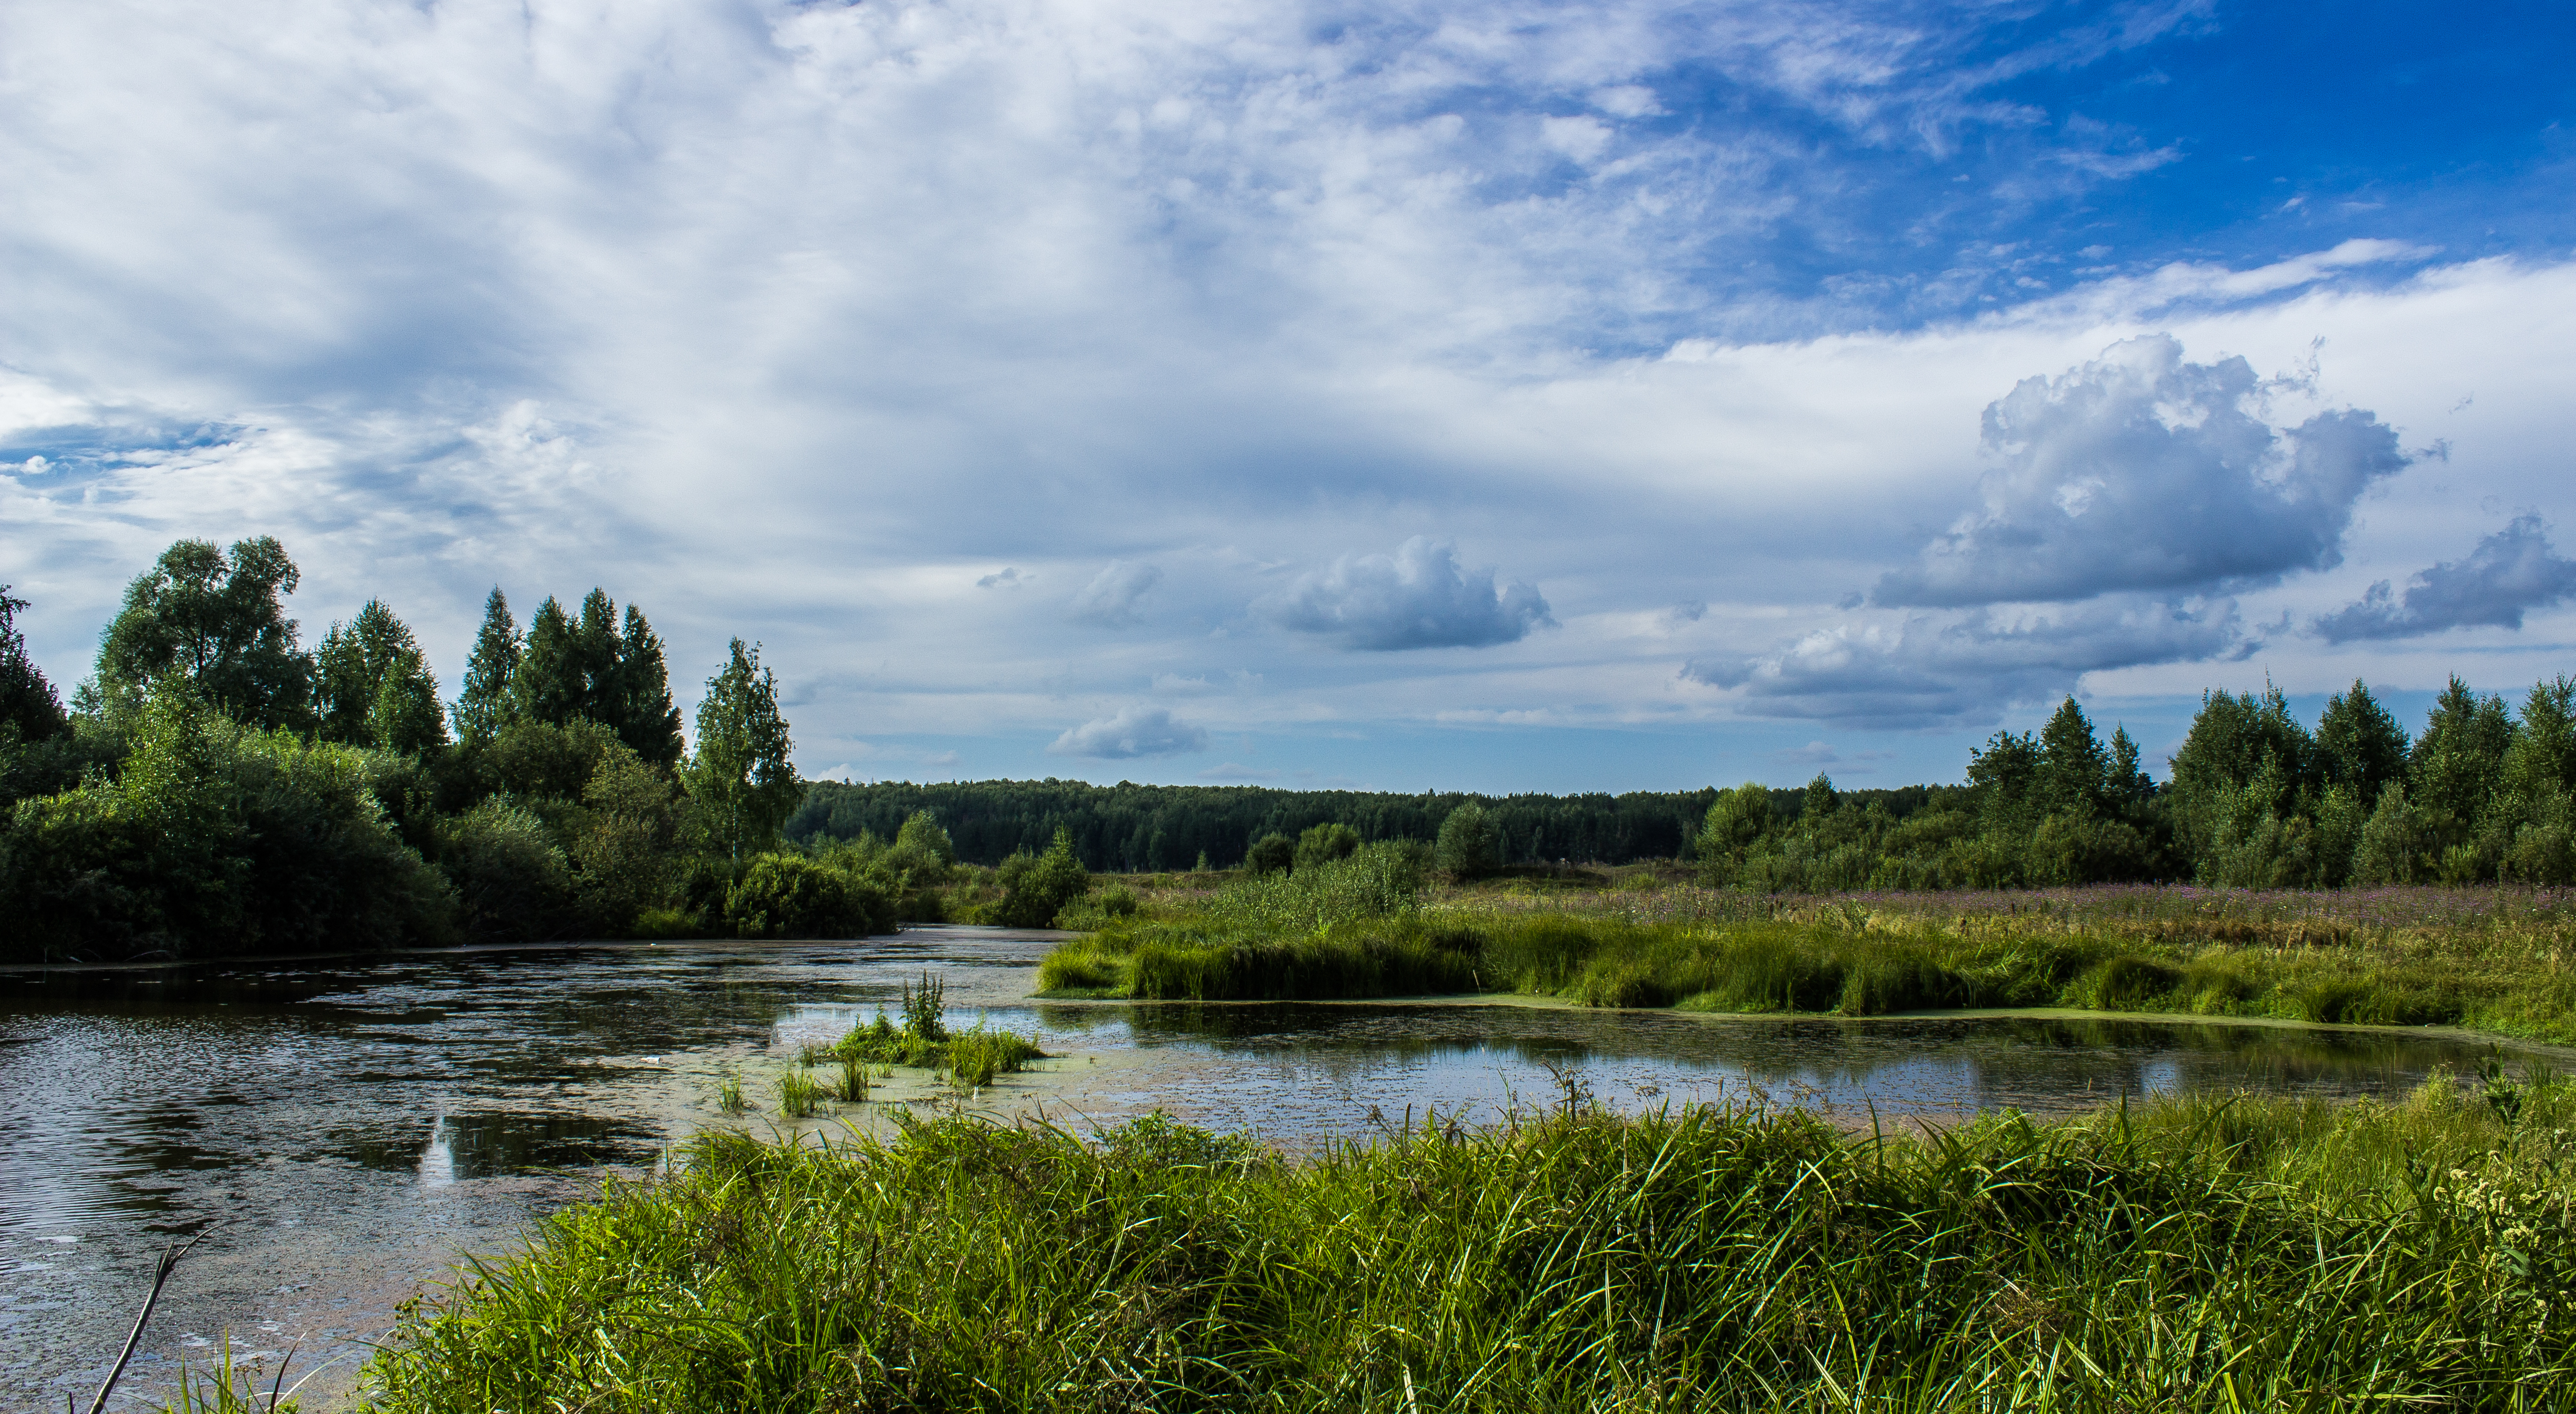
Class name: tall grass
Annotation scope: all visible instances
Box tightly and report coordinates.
[355,1075,2576,1412]
[1041,896,2576,1043]
[774,1068,822,1119]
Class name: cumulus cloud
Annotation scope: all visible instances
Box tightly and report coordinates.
[1689,596,2243,728]
[2314,516,2576,641]
[1873,335,2409,607]
[1260,538,1553,651]
[1070,561,1161,627]
[1047,705,1208,758]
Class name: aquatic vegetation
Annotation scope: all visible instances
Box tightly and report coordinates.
[774,1068,822,1119]
[358,1075,2576,1411]
[714,1070,749,1115]
[833,979,1043,1085]
[832,1052,870,1103]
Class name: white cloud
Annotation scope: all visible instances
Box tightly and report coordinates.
[1873,334,2408,607]
[1070,560,1162,627]
[1047,704,1208,758]
[1258,538,1554,651]
[1691,595,2244,728]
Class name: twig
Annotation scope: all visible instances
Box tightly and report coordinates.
[87,1225,214,1414]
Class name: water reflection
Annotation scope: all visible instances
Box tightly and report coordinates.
[0,932,2561,1412]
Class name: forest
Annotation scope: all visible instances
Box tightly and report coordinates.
[3,534,2573,965]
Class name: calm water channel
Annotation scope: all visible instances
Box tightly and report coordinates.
[1,924,2553,1411]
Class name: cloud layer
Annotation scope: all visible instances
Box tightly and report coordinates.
[1259,538,1553,652]
[2314,516,2576,641]
[1047,705,1208,759]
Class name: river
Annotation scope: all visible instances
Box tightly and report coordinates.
[1,925,2552,1411]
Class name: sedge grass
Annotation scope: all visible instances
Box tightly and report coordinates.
[354,1072,2576,1413]
[774,1068,822,1119]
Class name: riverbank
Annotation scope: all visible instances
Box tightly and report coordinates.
[308,1070,2575,1413]
[1041,879,2576,1045]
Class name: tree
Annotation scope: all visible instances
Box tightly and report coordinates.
[1437,802,1501,879]
[1294,821,1363,871]
[315,599,447,754]
[0,586,67,743]
[991,827,1091,928]
[453,588,521,744]
[2411,676,2514,834]
[2166,685,2314,858]
[2316,679,2410,805]
[1966,730,2042,831]
[1245,832,1294,875]
[513,596,586,727]
[2035,698,2109,816]
[611,603,684,766]
[682,639,799,861]
[93,536,313,729]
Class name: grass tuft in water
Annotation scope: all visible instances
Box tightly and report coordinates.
[714,1069,749,1115]
[832,1052,871,1103]
[774,1068,822,1119]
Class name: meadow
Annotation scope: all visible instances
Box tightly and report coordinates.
[1041,857,2576,1045]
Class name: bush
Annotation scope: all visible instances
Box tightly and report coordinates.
[1292,822,1361,872]
[1436,803,1501,879]
[1244,832,1294,876]
[724,853,894,938]
[438,801,582,942]
[990,827,1090,928]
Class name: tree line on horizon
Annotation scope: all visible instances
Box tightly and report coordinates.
[7,536,2574,966]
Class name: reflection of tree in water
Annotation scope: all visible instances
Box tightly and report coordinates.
[1095,1003,2511,1109]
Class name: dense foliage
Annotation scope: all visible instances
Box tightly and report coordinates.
[0,541,1000,964]
[1693,680,2576,892]
[345,1079,2576,1412]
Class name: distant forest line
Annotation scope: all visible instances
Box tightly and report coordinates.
[787,780,1945,872]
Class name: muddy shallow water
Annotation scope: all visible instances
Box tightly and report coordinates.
[1,926,2554,1411]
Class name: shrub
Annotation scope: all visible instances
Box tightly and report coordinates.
[724,853,894,938]
[439,801,582,942]
[1244,832,1294,876]
[1292,822,1361,872]
[990,827,1091,928]
[1436,803,1501,879]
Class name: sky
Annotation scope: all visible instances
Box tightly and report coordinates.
[4,0,2573,794]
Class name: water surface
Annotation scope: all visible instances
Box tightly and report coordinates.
[0,926,2550,1411]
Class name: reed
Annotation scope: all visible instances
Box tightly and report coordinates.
[355,1072,2576,1412]
[774,1068,822,1119]
[832,1052,871,1103]
[714,1069,749,1115]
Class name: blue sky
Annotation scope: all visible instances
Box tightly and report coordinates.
[3,0,2572,793]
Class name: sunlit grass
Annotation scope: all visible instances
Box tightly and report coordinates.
[354,1068,2576,1412]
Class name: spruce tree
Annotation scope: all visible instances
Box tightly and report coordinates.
[314,600,446,752]
[613,603,683,766]
[513,596,584,726]
[453,588,522,744]
[0,586,67,743]
[2035,697,2110,816]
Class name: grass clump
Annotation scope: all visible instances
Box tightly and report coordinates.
[774,1068,823,1119]
[359,1074,2576,1412]
[713,1069,749,1115]
[833,972,1045,1083]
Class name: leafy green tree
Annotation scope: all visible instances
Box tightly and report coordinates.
[315,599,447,754]
[92,537,314,729]
[453,589,522,744]
[1437,802,1502,879]
[2410,676,2515,879]
[893,809,957,865]
[2316,679,2410,805]
[682,639,799,861]
[991,827,1092,928]
[0,586,67,744]
[2502,677,2576,799]
[1966,730,2042,831]
[1294,821,1363,871]
[1245,832,1295,875]
[1694,783,1770,884]
[2166,685,2314,861]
